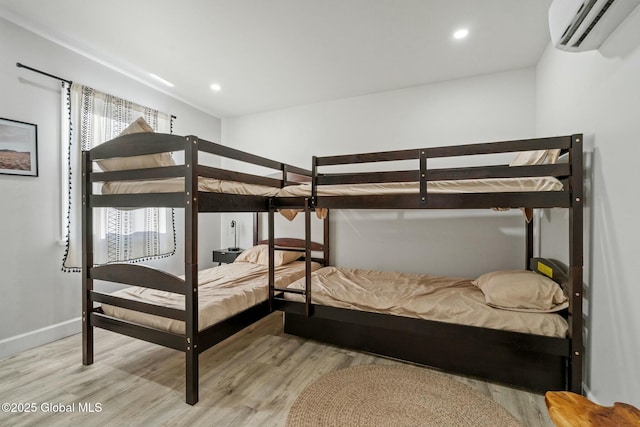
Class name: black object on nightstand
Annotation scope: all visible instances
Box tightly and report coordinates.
[213,248,244,265]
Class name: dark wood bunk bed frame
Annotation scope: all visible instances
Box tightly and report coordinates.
[81,133,321,405]
[271,134,584,395]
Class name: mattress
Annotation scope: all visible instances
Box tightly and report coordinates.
[275,177,563,197]
[275,177,563,220]
[101,177,280,196]
[285,266,568,338]
[101,260,320,334]
[101,176,562,197]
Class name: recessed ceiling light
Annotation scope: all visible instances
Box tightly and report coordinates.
[453,28,469,40]
[149,73,174,87]
[210,83,222,92]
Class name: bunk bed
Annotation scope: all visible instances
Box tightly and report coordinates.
[81,132,327,405]
[271,134,584,395]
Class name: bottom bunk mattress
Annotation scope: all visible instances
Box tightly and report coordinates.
[101,260,320,334]
[285,266,568,338]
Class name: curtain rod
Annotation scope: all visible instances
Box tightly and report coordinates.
[17,62,72,85]
[16,62,177,120]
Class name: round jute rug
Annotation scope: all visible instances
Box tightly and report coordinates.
[286,365,524,427]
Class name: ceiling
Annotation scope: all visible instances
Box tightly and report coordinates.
[0,0,553,118]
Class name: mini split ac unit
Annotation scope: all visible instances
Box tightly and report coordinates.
[549,0,640,52]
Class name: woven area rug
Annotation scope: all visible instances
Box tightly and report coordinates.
[286,365,523,427]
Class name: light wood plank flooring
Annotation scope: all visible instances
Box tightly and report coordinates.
[0,313,554,426]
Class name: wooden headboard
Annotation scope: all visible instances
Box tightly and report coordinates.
[257,237,326,265]
[257,238,323,251]
[529,257,569,295]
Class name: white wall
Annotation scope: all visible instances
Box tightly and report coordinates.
[0,17,222,358]
[223,68,538,277]
[536,9,640,406]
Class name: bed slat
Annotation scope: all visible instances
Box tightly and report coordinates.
[90,264,185,294]
[257,238,323,251]
[315,136,571,166]
[426,136,571,158]
[317,163,570,186]
[197,138,284,171]
[269,197,311,209]
[317,148,419,166]
[90,133,185,160]
[198,192,270,212]
[274,287,304,294]
[197,301,271,353]
[91,165,186,182]
[197,165,283,188]
[90,312,184,351]
[314,191,569,209]
[90,193,185,208]
[90,291,185,321]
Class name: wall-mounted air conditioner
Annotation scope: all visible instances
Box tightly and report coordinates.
[549,0,640,52]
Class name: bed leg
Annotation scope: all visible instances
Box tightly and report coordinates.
[82,314,93,365]
[184,137,199,405]
[82,277,93,365]
[569,134,584,395]
[81,150,94,366]
[186,349,199,405]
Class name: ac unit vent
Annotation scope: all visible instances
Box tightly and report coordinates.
[559,0,598,47]
[549,0,640,52]
[573,0,615,47]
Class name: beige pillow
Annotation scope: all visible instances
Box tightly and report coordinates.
[234,245,301,266]
[545,149,561,164]
[509,150,548,167]
[472,270,568,312]
[509,148,561,167]
[96,117,175,171]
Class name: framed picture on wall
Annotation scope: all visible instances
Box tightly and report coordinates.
[0,117,38,177]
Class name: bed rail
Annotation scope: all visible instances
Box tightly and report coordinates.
[90,264,185,294]
[91,291,185,320]
[310,135,577,210]
[85,133,312,211]
[315,135,571,166]
[89,133,185,160]
[91,313,185,350]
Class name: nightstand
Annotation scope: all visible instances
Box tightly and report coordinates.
[213,248,244,265]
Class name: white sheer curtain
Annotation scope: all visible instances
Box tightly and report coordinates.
[62,83,175,271]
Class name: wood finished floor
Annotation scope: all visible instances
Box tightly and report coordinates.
[0,313,554,427]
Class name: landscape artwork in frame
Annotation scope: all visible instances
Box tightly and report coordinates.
[0,117,38,177]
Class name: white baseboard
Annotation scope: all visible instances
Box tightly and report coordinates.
[0,317,81,361]
[583,383,598,404]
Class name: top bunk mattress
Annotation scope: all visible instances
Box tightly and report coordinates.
[101,260,320,334]
[285,266,568,338]
[101,177,280,196]
[276,177,563,198]
[100,176,562,198]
